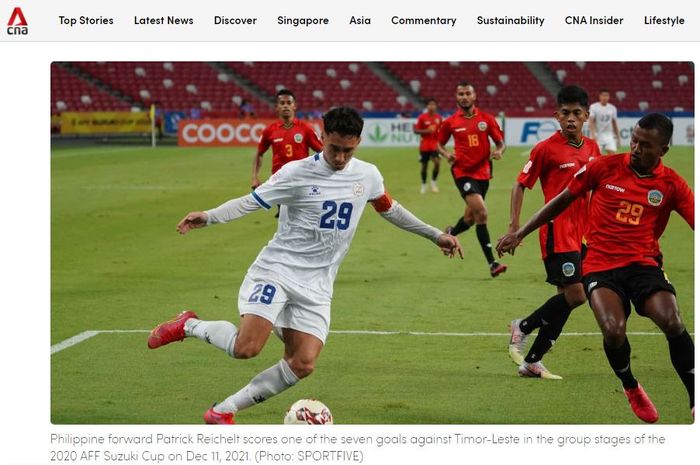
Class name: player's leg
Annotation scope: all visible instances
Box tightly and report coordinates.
[182,313,274,359]
[603,135,617,155]
[515,283,585,370]
[446,176,473,235]
[430,154,440,192]
[282,328,324,378]
[642,291,694,411]
[206,287,329,424]
[511,253,584,364]
[213,330,320,412]
[463,191,504,276]
[589,287,635,386]
[204,317,299,423]
[419,153,429,193]
[589,284,658,423]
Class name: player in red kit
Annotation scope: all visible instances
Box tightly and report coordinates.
[252,89,323,188]
[438,82,507,277]
[507,86,601,379]
[413,98,443,193]
[497,113,694,423]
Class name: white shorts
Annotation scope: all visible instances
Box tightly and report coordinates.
[238,270,331,344]
[596,134,617,152]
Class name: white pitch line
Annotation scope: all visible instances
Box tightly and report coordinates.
[50,331,100,354]
[51,329,678,355]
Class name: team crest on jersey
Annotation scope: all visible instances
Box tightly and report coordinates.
[308,185,321,196]
[562,262,576,277]
[353,182,364,197]
[647,190,663,206]
[477,121,488,131]
[294,133,303,143]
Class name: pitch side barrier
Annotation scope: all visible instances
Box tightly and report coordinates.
[356,116,694,148]
[168,116,694,148]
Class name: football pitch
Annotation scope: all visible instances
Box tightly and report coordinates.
[51,143,694,424]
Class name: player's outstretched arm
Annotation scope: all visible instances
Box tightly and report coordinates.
[177,195,262,234]
[371,193,463,259]
[176,212,208,234]
[496,188,576,256]
[436,233,464,259]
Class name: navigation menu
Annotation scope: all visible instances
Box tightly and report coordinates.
[2,1,697,42]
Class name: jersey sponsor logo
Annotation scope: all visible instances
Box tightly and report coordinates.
[308,185,321,196]
[605,184,625,193]
[455,127,467,132]
[522,160,533,174]
[294,133,303,143]
[273,138,284,142]
[353,182,364,197]
[559,162,576,169]
[647,190,663,206]
[477,121,488,131]
[562,262,576,277]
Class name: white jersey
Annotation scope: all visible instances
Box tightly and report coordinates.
[249,153,384,298]
[589,102,618,137]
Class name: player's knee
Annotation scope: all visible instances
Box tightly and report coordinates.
[655,312,685,338]
[287,358,315,379]
[601,321,626,347]
[565,288,587,308]
[473,209,488,224]
[232,340,263,359]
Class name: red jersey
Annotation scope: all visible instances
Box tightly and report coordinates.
[567,153,694,274]
[257,119,323,174]
[518,131,601,258]
[415,112,443,152]
[438,107,504,180]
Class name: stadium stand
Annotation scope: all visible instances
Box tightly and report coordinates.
[51,61,693,119]
[547,62,694,112]
[51,63,132,113]
[70,62,271,116]
[226,62,406,113]
[383,62,554,116]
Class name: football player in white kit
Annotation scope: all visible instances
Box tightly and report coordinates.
[147,107,463,424]
[588,89,621,154]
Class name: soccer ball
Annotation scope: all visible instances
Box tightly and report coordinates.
[284,399,333,425]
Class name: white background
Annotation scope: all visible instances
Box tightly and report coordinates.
[0,38,697,465]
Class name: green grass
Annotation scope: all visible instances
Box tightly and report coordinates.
[51,144,694,424]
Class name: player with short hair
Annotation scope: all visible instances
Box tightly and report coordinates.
[588,89,621,154]
[497,113,694,423]
[251,89,323,189]
[507,85,601,379]
[438,82,507,277]
[413,98,443,193]
[148,107,463,424]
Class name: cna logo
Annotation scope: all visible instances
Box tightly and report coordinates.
[7,7,29,35]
